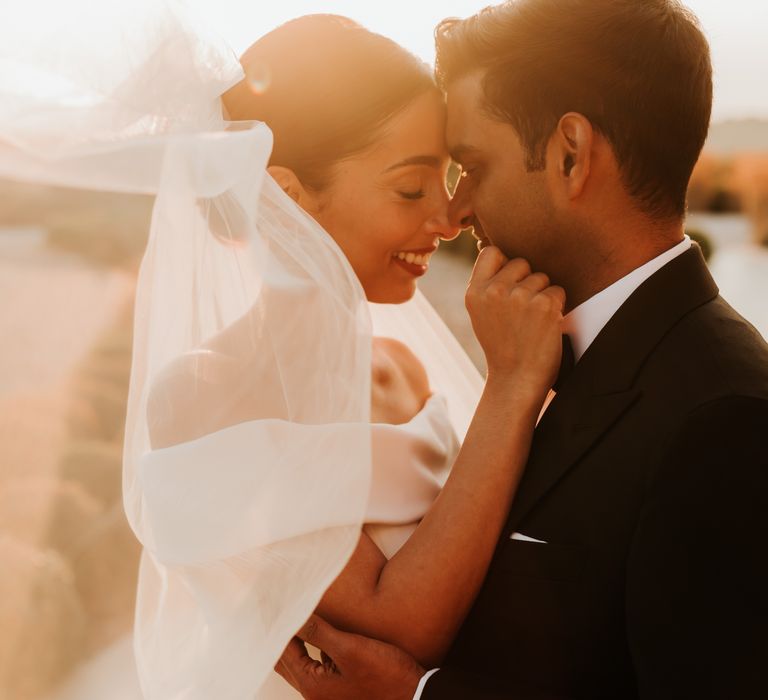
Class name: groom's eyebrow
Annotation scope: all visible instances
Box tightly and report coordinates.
[383,155,442,173]
[449,144,479,164]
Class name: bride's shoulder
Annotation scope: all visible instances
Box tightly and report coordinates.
[146,328,282,449]
[372,337,428,389]
[371,338,431,425]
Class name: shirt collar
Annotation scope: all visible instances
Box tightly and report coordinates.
[563,236,692,363]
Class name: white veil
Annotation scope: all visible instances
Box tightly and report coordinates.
[0,2,483,698]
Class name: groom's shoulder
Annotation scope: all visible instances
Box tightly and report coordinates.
[652,293,768,401]
[638,296,768,488]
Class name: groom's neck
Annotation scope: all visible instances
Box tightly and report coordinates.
[562,218,686,313]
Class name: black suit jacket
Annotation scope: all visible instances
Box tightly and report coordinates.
[424,246,768,699]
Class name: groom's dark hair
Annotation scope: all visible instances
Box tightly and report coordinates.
[435,0,712,220]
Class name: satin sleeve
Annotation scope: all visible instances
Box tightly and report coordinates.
[365,395,459,526]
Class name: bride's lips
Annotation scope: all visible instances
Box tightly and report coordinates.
[393,256,428,277]
[392,245,438,278]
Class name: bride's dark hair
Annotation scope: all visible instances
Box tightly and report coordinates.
[223,15,437,190]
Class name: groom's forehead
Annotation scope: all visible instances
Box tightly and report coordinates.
[445,74,490,152]
[445,72,485,117]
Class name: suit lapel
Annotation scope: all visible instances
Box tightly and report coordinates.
[505,389,640,534]
[504,245,719,533]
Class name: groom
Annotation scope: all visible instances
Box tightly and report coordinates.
[279,1,768,698]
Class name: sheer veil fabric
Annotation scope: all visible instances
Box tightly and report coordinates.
[0,2,483,698]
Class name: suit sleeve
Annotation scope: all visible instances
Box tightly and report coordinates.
[627,396,768,699]
[420,668,570,699]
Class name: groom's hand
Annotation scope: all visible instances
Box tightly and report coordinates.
[277,615,425,700]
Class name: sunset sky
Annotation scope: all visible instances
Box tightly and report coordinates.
[186,0,768,123]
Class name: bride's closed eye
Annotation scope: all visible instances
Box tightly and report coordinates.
[398,189,426,200]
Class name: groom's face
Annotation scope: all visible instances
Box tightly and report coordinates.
[445,73,561,274]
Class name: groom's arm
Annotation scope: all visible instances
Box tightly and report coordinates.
[278,616,571,700]
[626,397,768,699]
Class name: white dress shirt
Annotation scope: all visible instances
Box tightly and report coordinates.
[412,235,692,700]
[563,236,692,361]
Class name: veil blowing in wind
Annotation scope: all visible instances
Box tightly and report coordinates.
[0,2,482,697]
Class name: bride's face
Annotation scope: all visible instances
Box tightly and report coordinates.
[304,91,461,303]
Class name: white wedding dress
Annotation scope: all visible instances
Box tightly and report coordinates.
[0,3,482,698]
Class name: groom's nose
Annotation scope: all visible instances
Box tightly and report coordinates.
[448,178,475,232]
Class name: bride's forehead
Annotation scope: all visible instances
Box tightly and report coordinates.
[367,95,449,164]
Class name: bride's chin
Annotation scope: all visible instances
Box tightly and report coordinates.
[365,279,418,305]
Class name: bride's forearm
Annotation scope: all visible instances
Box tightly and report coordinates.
[317,376,545,666]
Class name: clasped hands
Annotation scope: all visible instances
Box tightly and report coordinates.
[276,615,424,700]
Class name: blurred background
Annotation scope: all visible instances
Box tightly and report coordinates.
[1,1,767,698]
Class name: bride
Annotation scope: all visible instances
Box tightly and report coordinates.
[0,6,564,700]
[155,14,562,699]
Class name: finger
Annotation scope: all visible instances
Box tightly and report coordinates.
[275,660,301,691]
[297,615,351,660]
[321,650,339,674]
[515,271,551,294]
[276,638,310,691]
[469,246,509,285]
[488,257,533,287]
[280,636,309,669]
[278,637,312,675]
[539,285,567,313]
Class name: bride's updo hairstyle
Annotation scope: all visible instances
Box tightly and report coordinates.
[223,15,437,191]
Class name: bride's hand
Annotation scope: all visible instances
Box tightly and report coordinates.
[466,246,566,397]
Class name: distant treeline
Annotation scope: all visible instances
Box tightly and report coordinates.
[688,152,768,246]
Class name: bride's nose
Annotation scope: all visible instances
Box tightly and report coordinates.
[427,192,462,241]
[437,220,462,242]
[426,215,461,242]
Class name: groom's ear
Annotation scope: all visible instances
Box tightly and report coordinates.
[267,166,315,210]
[550,113,594,200]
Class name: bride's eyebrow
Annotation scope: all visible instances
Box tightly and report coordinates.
[382,155,442,173]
